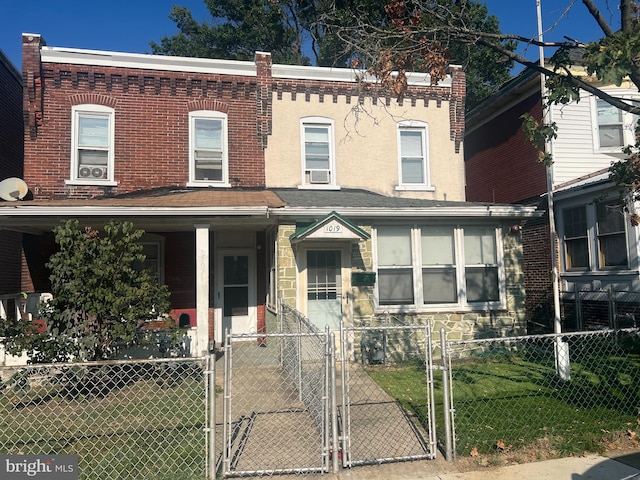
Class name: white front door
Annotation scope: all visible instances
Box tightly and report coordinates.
[215,249,256,343]
[306,250,342,330]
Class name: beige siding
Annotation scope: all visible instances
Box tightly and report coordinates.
[266,93,465,201]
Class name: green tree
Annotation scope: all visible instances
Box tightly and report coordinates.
[323,0,639,114]
[150,0,514,109]
[0,220,171,363]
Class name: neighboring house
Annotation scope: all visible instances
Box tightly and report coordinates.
[0,49,23,297]
[465,66,640,329]
[0,34,538,360]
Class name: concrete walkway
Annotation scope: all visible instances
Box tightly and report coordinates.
[301,450,640,480]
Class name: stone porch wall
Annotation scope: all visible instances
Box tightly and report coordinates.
[275,224,527,349]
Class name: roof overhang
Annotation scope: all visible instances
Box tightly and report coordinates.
[289,211,370,244]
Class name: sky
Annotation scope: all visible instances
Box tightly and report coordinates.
[0,0,622,73]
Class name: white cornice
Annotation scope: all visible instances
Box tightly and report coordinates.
[40,46,454,87]
[40,47,258,76]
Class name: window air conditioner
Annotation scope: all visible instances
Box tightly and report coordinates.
[79,165,108,179]
[309,170,330,184]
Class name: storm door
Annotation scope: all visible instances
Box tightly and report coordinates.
[306,250,342,330]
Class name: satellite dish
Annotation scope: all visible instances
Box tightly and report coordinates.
[0,177,29,202]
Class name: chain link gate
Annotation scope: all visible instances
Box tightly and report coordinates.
[339,322,438,467]
[220,329,332,477]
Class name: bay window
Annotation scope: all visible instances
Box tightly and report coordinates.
[375,225,504,309]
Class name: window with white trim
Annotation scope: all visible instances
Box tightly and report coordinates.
[189,110,228,185]
[375,225,504,309]
[71,104,114,183]
[397,121,431,189]
[560,200,629,271]
[595,98,639,150]
[300,117,335,187]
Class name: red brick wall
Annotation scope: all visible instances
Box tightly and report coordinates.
[465,92,547,204]
[22,36,266,200]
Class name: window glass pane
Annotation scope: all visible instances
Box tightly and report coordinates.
[400,130,423,157]
[597,201,628,268]
[563,207,587,238]
[422,227,454,265]
[377,227,412,266]
[423,268,457,303]
[597,100,624,147]
[599,234,628,267]
[223,255,248,285]
[596,202,625,234]
[378,269,413,305]
[401,159,424,183]
[565,238,589,269]
[78,150,108,166]
[466,267,499,302]
[195,119,222,150]
[597,100,622,124]
[599,126,624,147]
[464,228,496,264]
[78,116,109,147]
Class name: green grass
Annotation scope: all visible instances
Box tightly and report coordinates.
[0,369,208,480]
[366,351,640,457]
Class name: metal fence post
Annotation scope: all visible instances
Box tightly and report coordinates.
[440,328,453,461]
[329,330,340,473]
[207,353,216,479]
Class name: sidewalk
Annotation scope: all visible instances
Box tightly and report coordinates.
[307,450,640,480]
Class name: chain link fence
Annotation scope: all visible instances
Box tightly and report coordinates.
[443,328,640,458]
[0,357,211,479]
[339,319,437,467]
[220,327,331,477]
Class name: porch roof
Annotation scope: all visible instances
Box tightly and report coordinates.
[0,188,287,233]
[0,186,540,234]
[271,188,541,221]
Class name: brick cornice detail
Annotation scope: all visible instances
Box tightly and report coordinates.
[187,99,229,113]
[69,93,118,108]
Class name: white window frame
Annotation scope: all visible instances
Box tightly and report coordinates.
[373,225,505,312]
[593,97,639,152]
[559,199,630,272]
[396,120,433,191]
[67,104,116,186]
[188,110,229,187]
[299,117,337,189]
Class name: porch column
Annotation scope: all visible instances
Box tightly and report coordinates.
[194,224,210,356]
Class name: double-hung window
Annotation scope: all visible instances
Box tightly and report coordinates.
[71,105,114,183]
[421,227,457,303]
[595,98,639,150]
[300,117,335,188]
[375,225,503,310]
[563,206,589,270]
[397,121,431,190]
[189,110,228,185]
[596,201,628,268]
[464,227,500,302]
[560,200,629,271]
[377,227,414,305]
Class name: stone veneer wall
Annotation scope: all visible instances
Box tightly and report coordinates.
[275,224,527,351]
